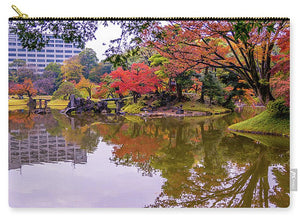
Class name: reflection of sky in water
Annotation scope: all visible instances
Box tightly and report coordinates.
[9,142,164,207]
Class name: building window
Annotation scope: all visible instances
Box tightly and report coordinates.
[46,44,54,47]
[28,54,36,57]
[56,59,63,63]
[46,59,54,62]
[17,43,22,46]
[74,50,81,54]
[17,54,26,57]
[56,55,63,58]
[37,59,45,62]
[55,44,63,47]
[65,55,72,58]
[38,49,45,52]
[9,37,16,42]
[38,64,45,67]
[28,59,36,62]
[28,64,36,67]
[9,59,15,62]
[18,48,26,52]
[9,53,16,56]
[65,50,72,53]
[55,50,63,53]
[9,48,16,51]
[9,42,16,46]
[65,44,72,48]
[55,40,64,43]
[46,54,54,57]
[46,50,54,53]
[37,54,45,57]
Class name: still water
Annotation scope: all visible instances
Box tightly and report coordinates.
[8,107,289,208]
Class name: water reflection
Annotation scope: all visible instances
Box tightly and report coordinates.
[8,107,289,208]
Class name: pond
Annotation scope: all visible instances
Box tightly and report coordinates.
[8,107,289,208]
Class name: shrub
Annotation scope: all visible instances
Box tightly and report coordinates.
[267,98,289,117]
[52,82,82,100]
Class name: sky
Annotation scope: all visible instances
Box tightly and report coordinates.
[85,23,122,61]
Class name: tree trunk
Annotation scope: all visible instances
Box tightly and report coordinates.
[199,85,205,103]
[176,83,183,101]
[257,84,275,105]
[133,92,138,103]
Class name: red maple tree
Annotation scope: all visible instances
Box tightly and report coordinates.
[110,63,161,103]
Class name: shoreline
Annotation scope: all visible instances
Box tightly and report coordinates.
[228,127,289,138]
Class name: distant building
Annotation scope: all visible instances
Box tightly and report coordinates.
[8,33,82,74]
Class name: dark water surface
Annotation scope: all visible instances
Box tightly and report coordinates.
[8,107,289,208]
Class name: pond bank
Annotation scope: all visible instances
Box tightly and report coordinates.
[228,111,289,137]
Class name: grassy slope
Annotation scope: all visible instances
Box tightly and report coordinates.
[229,111,290,136]
[175,101,230,114]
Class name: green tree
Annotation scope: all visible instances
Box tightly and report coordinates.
[202,70,224,105]
[52,81,82,100]
[79,48,99,79]
[9,20,98,50]
[88,62,112,83]
[43,62,63,90]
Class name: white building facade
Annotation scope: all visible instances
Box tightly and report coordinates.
[8,33,82,73]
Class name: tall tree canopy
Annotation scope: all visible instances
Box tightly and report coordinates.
[143,20,289,105]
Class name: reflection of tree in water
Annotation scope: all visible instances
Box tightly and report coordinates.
[50,111,125,153]
[99,114,289,208]
[147,137,289,208]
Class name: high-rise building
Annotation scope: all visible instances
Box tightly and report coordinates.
[8,33,82,74]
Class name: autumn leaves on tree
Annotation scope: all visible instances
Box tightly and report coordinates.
[143,20,289,106]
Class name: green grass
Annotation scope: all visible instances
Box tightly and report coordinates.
[175,101,230,114]
[9,98,28,106]
[122,103,144,114]
[48,99,69,106]
[229,111,290,136]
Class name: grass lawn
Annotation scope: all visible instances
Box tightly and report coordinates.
[175,101,230,114]
[229,111,290,136]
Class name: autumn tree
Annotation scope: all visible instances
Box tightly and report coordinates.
[75,76,95,98]
[10,78,37,98]
[149,54,193,99]
[61,56,84,83]
[144,20,289,105]
[94,73,116,99]
[110,63,161,103]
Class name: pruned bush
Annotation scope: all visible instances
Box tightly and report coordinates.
[52,81,82,100]
[267,98,289,117]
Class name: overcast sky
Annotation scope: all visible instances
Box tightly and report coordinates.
[85,23,122,62]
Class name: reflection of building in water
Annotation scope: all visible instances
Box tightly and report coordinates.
[9,124,87,170]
